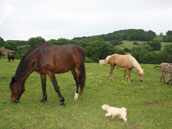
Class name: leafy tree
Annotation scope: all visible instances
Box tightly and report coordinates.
[74,37,114,62]
[0,37,5,47]
[85,40,114,62]
[5,41,17,51]
[15,45,30,58]
[164,30,172,42]
[28,36,46,49]
[161,44,172,62]
[47,38,75,45]
[47,39,57,44]
[133,41,138,45]
[166,30,172,36]
[148,41,161,51]
[124,47,131,52]
[164,36,172,42]
[113,47,124,54]
[99,29,156,41]
[131,47,151,63]
[110,40,123,46]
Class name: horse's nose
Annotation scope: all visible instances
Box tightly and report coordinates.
[140,80,143,82]
[11,100,19,103]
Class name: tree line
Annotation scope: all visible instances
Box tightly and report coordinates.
[0,29,172,64]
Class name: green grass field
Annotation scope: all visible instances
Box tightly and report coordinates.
[0,59,172,129]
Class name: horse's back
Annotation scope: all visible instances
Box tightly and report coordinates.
[160,62,172,74]
[110,54,133,68]
[36,43,84,60]
[33,44,85,73]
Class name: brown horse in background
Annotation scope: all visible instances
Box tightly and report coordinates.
[99,54,144,82]
[8,52,15,61]
[10,43,86,107]
[155,62,172,84]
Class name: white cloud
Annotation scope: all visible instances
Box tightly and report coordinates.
[0,0,172,40]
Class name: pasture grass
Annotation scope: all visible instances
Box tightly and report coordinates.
[0,58,172,129]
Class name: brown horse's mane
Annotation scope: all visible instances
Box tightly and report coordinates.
[13,43,48,82]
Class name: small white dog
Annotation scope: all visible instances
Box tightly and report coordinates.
[102,104,127,122]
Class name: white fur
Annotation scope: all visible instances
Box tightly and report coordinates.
[102,104,127,122]
[128,54,144,75]
[74,93,79,100]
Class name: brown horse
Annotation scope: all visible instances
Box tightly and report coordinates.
[8,52,15,61]
[99,54,144,82]
[155,62,172,84]
[10,43,86,107]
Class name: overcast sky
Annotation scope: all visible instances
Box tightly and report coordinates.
[0,0,172,40]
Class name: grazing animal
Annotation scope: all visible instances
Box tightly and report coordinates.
[102,104,127,122]
[154,62,172,84]
[8,52,15,62]
[10,43,86,107]
[99,54,144,82]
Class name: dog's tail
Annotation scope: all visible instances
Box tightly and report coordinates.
[121,107,127,112]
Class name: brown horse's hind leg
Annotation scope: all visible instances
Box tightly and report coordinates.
[71,68,79,100]
[40,73,47,104]
[109,64,115,80]
[47,71,65,107]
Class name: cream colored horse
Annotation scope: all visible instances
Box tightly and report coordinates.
[99,54,144,82]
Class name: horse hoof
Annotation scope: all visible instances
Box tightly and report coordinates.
[74,97,78,101]
[109,77,114,80]
[40,101,44,104]
[74,93,79,100]
[40,100,46,104]
[60,104,65,108]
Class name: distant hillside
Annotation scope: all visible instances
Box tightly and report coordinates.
[73,29,156,41]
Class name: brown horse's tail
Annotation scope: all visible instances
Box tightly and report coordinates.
[154,65,160,69]
[79,64,86,94]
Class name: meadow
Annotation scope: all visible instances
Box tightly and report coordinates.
[0,58,172,129]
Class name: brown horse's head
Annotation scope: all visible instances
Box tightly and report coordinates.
[10,77,25,103]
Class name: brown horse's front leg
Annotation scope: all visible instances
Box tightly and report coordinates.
[47,71,65,107]
[109,64,115,80]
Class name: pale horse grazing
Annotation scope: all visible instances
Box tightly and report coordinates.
[99,54,144,82]
[155,62,172,84]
